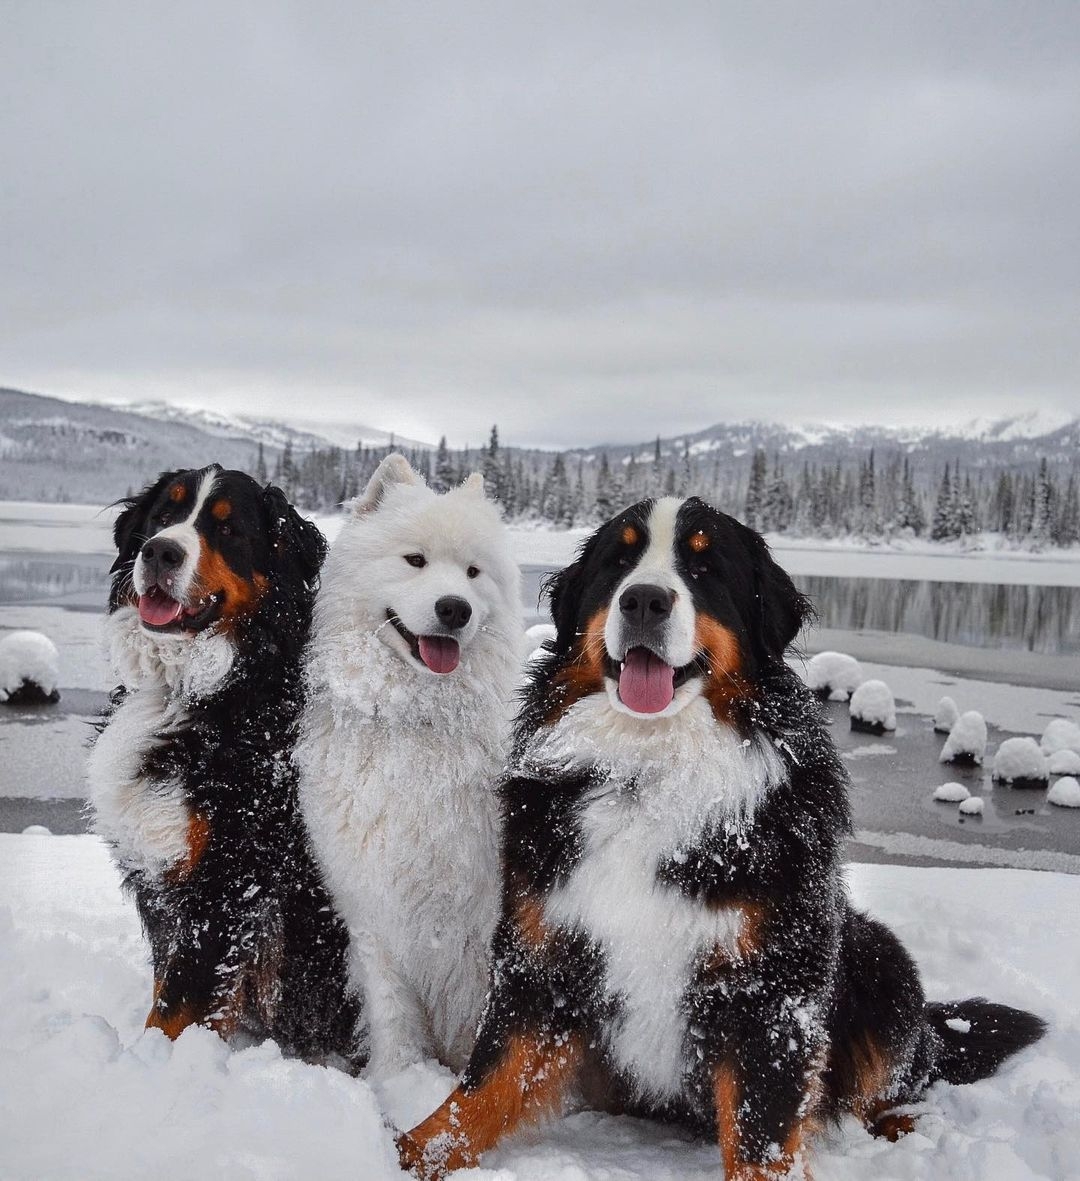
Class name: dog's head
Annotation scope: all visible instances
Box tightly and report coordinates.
[333,454,519,676]
[540,496,811,722]
[109,465,325,639]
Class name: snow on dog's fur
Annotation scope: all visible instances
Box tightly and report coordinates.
[297,455,523,1077]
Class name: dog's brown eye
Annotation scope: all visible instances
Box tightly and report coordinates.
[219,522,233,537]
[404,553,427,568]
[467,565,480,579]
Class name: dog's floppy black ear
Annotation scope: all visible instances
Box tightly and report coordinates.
[742,525,813,661]
[109,470,182,575]
[263,483,328,587]
[541,560,586,654]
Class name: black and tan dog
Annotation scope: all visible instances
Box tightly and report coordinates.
[88,464,359,1062]
[398,494,1045,1179]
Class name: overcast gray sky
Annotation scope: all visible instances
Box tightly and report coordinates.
[2,2,1078,448]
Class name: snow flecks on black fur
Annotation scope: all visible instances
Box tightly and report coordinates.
[402,495,1047,1179]
[90,468,360,1064]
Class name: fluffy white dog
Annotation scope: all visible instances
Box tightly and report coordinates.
[296,454,523,1077]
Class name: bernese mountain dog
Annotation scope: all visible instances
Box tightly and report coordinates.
[87,464,360,1063]
[398,495,1045,1179]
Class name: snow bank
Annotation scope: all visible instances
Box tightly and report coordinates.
[806,651,863,700]
[992,738,1050,788]
[940,712,987,765]
[1047,777,1080,808]
[3,835,1079,1181]
[1048,749,1080,776]
[1041,718,1080,758]
[933,696,960,734]
[958,797,985,816]
[0,629,60,705]
[933,782,971,803]
[525,623,557,647]
[850,679,896,733]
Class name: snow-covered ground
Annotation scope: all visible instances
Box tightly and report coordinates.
[6,502,1080,588]
[0,833,1076,1180]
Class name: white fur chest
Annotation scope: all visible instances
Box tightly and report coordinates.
[528,696,785,1102]
[86,610,235,878]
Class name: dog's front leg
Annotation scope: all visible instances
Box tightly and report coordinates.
[396,896,584,1180]
[360,947,434,1078]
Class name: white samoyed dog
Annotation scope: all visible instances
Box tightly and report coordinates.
[296,454,523,1077]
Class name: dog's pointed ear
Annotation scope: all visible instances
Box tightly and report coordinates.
[263,483,328,586]
[108,470,181,575]
[351,453,423,515]
[461,471,485,496]
[740,524,813,662]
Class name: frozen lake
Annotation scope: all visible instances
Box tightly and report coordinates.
[2,503,1079,870]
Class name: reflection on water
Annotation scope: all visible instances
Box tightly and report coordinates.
[798,574,1080,655]
[0,556,110,602]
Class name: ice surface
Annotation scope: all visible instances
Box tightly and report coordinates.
[849,679,896,729]
[940,712,987,764]
[992,738,1049,785]
[1047,777,1080,808]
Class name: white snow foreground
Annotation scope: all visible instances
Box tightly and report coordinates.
[1,835,1078,1181]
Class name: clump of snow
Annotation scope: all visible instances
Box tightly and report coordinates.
[934,696,960,733]
[0,630,60,705]
[849,679,896,733]
[945,1016,972,1034]
[1040,718,1080,757]
[21,825,52,836]
[933,782,971,803]
[1047,776,1080,808]
[940,711,988,765]
[525,622,557,647]
[1048,749,1080,776]
[958,796,985,816]
[805,651,863,700]
[992,737,1049,787]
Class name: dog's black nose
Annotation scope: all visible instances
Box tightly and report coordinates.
[434,595,473,630]
[141,537,185,574]
[619,583,674,625]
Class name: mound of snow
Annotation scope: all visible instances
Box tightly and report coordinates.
[934,695,960,734]
[806,651,863,701]
[940,711,987,765]
[933,782,971,803]
[992,737,1049,787]
[1048,749,1080,776]
[1047,777,1080,808]
[0,630,60,705]
[850,679,896,733]
[958,796,985,816]
[1040,718,1080,758]
[525,623,557,647]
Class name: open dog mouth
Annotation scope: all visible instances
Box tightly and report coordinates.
[138,585,223,633]
[386,609,461,674]
[604,647,706,714]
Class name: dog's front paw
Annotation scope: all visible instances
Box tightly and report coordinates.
[394,1128,471,1180]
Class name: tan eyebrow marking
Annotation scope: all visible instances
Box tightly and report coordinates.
[211,499,232,520]
[169,483,187,503]
[689,530,710,553]
[621,524,639,546]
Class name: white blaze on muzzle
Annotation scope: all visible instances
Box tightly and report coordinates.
[604,498,700,717]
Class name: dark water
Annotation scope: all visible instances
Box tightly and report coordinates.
[523,565,1080,655]
[799,574,1080,656]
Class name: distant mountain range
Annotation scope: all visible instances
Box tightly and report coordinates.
[0,386,1077,504]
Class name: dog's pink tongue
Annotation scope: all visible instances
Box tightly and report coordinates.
[618,647,675,714]
[418,635,461,674]
[138,588,182,627]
